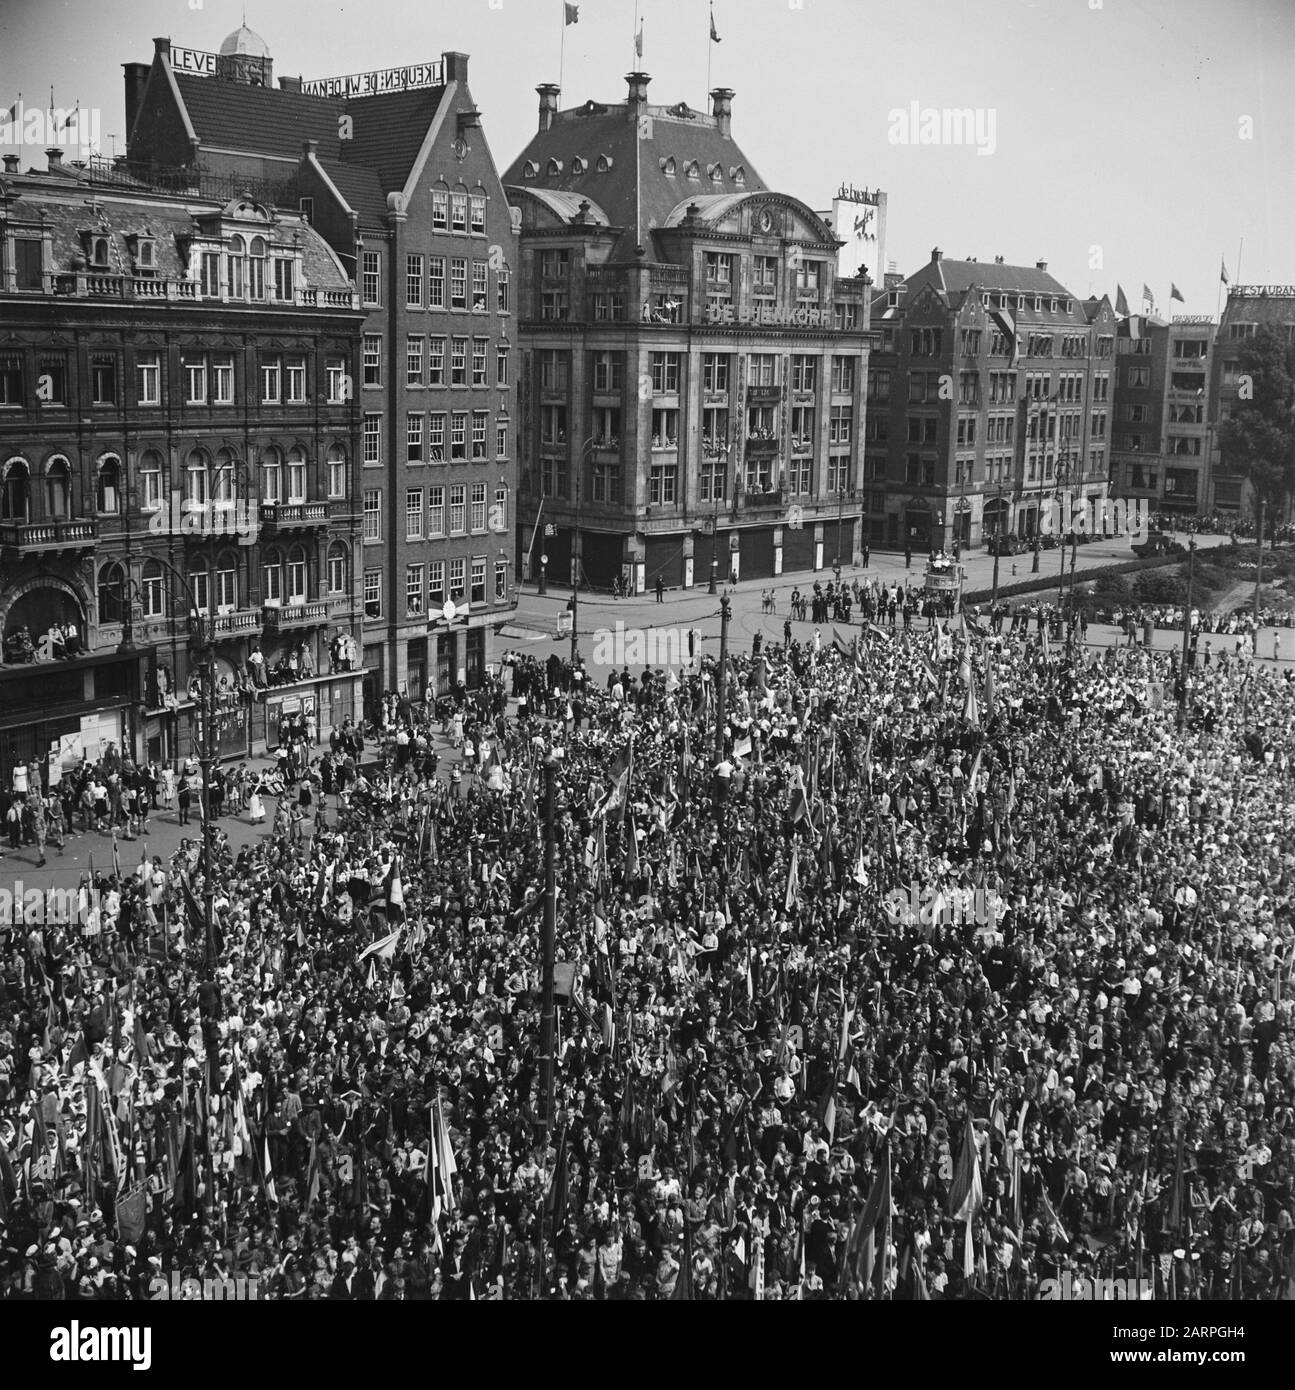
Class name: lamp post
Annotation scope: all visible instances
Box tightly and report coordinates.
[715,589,732,765]
[571,439,597,664]
[705,437,729,595]
[536,747,562,1298]
[1179,536,1197,729]
[990,484,1005,606]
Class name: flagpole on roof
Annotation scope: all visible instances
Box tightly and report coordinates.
[559,0,567,97]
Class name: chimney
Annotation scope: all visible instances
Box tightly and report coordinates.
[443,52,469,83]
[122,62,150,142]
[1036,259,1048,271]
[302,139,318,157]
[279,75,303,94]
[995,255,1004,264]
[3,154,18,173]
[625,71,651,119]
[47,149,63,173]
[931,247,942,263]
[710,87,734,137]
[536,83,561,132]
[153,36,171,60]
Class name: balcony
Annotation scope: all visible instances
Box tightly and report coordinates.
[745,435,779,455]
[739,489,785,511]
[747,384,780,404]
[260,502,329,534]
[0,518,98,556]
[189,608,264,641]
[263,601,329,631]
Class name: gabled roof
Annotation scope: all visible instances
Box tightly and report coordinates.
[175,73,342,162]
[316,161,389,225]
[342,87,450,194]
[503,90,764,259]
[901,257,1090,325]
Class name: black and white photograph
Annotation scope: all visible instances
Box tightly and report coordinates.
[0,0,1291,1365]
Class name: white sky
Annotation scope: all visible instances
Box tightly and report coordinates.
[2,0,1290,311]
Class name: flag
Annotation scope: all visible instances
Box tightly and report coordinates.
[262,1134,278,1205]
[784,847,799,914]
[1141,282,1154,306]
[750,1234,764,1300]
[962,677,980,729]
[635,21,643,57]
[1115,284,1130,316]
[565,1,579,22]
[432,1096,458,1213]
[3,101,17,124]
[624,808,641,881]
[546,1123,569,1222]
[949,1114,983,1224]
[983,655,996,719]
[357,926,402,963]
[383,858,405,921]
[1220,259,1229,286]
[305,1136,320,1207]
[1170,283,1184,303]
[846,1139,891,1295]
[596,743,633,820]
[710,5,721,42]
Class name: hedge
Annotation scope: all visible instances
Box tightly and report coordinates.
[962,550,1219,607]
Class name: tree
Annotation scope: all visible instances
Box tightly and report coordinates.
[1216,326,1295,527]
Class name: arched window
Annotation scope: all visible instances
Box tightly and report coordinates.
[45,456,70,518]
[97,561,125,623]
[247,236,267,300]
[261,547,283,604]
[287,447,307,504]
[522,160,538,178]
[212,448,237,504]
[326,443,348,499]
[286,544,307,605]
[187,557,210,616]
[1,458,31,522]
[138,449,163,511]
[215,550,238,613]
[185,449,209,506]
[96,455,121,513]
[91,237,110,267]
[326,540,348,595]
[141,559,164,617]
[227,235,245,298]
[260,446,282,504]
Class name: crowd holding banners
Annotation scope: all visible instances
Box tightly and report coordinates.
[0,601,1293,1304]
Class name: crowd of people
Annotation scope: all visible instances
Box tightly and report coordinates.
[1,597,1294,1302]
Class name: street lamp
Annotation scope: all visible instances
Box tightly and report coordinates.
[571,439,597,665]
[705,436,730,595]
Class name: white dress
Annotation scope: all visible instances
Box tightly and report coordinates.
[248,789,267,824]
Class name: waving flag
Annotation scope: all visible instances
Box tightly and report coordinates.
[1220,259,1229,286]
[1115,284,1130,317]
[1170,283,1184,303]
[949,1113,983,1225]
[565,2,579,23]
[710,5,721,42]
[357,926,402,963]
[784,847,800,913]
[844,1138,891,1296]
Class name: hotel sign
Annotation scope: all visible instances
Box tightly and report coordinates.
[301,62,445,98]
[1229,285,1295,298]
[707,302,833,328]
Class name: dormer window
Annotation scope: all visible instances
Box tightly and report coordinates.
[660,157,676,176]
[1065,299,1073,313]
[546,157,564,176]
[707,163,722,182]
[571,156,587,174]
[596,154,612,173]
[1050,297,1058,313]
[685,160,700,180]
[522,160,539,178]
[731,165,746,186]
[136,239,155,269]
[90,236,110,267]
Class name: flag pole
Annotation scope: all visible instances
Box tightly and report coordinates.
[633,0,640,67]
[1215,254,1223,322]
[559,0,567,97]
[706,5,713,108]
[1236,237,1244,286]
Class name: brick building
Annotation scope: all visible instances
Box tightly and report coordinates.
[124,29,519,708]
[0,155,364,786]
[866,252,1114,552]
[503,75,876,591]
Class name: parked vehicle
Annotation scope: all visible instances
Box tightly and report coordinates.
[1132,530,1187,559]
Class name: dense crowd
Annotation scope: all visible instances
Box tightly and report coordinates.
[1,607,1294,1302]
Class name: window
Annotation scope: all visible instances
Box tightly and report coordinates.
[407,413,425,463]
[748,353,777,386]
[261,448,283,504]
[594,351,624,393]
[493,484,508,533]
[185,450,209,505]
[496,419,509,460]
[227,236,245,297]
[0,353,22,406]
[753,256,777,293]
[363,488,382,542]
[286,546,307,605]
[449,558,466,602]
[743,451,773,495]
[406,488,424,540]
[702,353,732,397]
[287,448,307,504]
[540,249,570,279]
[183,354,207,405]
[45,457,70,518]
[187,563,210,616]
[429,560,445,608]
[472,338,488,386]
[449,484,466,533]
[327,445,348,498]
[592,406,621,444]
[651,353,680,394]
[432,189,449,230]
[261,356,282,403]
[423,336,444,388]
[139,450,163,510]
[791,355,817,393]
[285,355,306,403]
[327,542,348,595]
[363,569,382,619]
[496,346,510,387]
[541,455,568,497]
[471,410,488,461]
[470,193,486,234]
[955,416,977,446]
[428,485,445,536]
[907,417,938,445]
[651,408,679,448]
[361,250,381,305]
[14,238,43,290]
[541,404,567,445]
[450,258,467,309]
[299,197,314,225]
[470,481,487,531]
[0,459,29,522]
[97,561,125,622]
[495,560,509,602]
[451,412,468,461]
[429,413,446,463]
[273,258,294,302]
[247,238,266,301]
[496,265,510,313]
[831,356,855,393]
[90,354,117,406]
[649,459,677,505]
[960,329,982,355]
[428,256,446,309]
[471,557,486,605]
[794,259,822,299]
[327,357,349,403]
[747,404,775,439]
[866,368,891,401]
[704,251,734,287]
[451,337,468,386]
[363,335,382,387]
[406,254,424,307]
[959,371,980,406]
[540,352,569,392]
[593,290,624,321]
[541,287,570,320]
[406,564,425,617]
[451,192,468,232]
[406,335,424,386]
[137,559,163,618]
[830,405,853,444]
[472,261,488,312]
[1126,365,1151,389]
[363,413,381,465]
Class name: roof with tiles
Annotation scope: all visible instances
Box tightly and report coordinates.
[902,255,1091,325]
[503,78,764,259]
